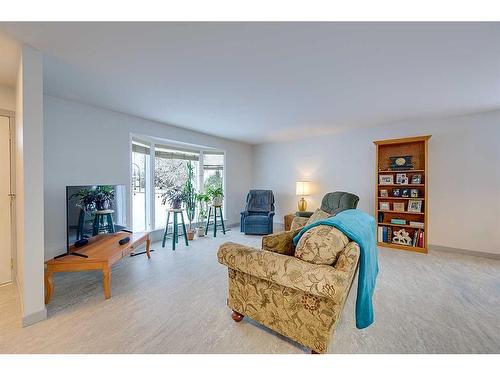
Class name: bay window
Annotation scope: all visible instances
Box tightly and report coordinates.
[130,137,224,232]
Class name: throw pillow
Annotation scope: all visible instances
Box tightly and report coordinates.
[294,225,349,265]
[306,208,330,226]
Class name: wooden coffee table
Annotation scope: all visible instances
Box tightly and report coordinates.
[44,231,151,303]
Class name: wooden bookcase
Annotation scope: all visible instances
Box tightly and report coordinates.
[373,135,431,253]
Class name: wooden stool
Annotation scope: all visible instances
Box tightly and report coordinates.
[92,210,115,236]
[205,205,226,237]
[162,209,189,250]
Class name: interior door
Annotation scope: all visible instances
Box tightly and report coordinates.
[0,115,12,284]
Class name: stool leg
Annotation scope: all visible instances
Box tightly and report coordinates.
[107,213,115,233]
[175,213,179,244]
[213,207,217,237]
[180,212,189,246]
[219,207,226,234]
[172,213,177,250]
[93,215,99,236]
[205,206,212,235]
[162,210,170,248]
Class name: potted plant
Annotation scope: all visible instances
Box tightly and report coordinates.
[182,162,197,240]
[70,187,97,212]
[162,186,183,210]
[207,185,224,207]
[93,185,115,211]
[195,192,210,237]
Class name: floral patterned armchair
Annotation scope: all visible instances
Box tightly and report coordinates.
[217,220,360,354]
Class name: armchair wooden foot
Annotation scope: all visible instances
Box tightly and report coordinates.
[311,350,320,354]
[231,310,244,322]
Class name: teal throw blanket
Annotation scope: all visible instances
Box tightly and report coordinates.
[293,209,378,329]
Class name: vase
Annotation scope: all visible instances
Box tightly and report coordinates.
[197,226,205,237]
[212,197,223,207]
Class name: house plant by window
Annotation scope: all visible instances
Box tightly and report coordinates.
[94,185,115,211]
[163,186,183,210]
[182,161,197,240]
[195,192,210,237]
[70,185,114,211]
[207,185,224,207]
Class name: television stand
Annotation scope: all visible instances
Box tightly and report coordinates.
[44,231,151,304]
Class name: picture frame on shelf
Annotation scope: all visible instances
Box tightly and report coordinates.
[393,188,401,197]
[380,189,388,197]
[408,199,422,213]
[401,188,410,198]
[393,202,405,212]
[411,174,422,184]
[396,173,408,185]
[379,202,390,211]
[410,189,419,198]
[379,175,394,185]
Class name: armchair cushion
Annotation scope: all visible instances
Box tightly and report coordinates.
[305,208,331,226]
[218,242,353,302]
[262,228,301,255]
[290,216,308,231]
[295,225,349,266]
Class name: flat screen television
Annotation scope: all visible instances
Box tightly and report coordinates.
[66,185,128,253]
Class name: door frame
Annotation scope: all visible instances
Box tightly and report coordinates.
[0,109,16,286]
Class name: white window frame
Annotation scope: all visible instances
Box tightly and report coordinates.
[129,134,226,232]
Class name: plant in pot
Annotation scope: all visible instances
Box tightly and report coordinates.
[207,185,224,207]
[93,185,115,211]
[182,161,197,240]
[162,186,183,210]
[70,187,97,212]
[195,192,210,237]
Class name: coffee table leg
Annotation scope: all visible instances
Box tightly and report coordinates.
[103,266,111,299]
[45,270,54,304]
[146,237,151,259]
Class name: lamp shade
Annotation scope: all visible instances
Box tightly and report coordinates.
[296,181,310,196]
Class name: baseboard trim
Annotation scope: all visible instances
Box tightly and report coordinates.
[429,244,500,260]
[22,308,47,327]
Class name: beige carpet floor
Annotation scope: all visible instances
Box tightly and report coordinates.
[0,228,499,354]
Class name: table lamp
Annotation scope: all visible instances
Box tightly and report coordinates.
[296,181,310,211]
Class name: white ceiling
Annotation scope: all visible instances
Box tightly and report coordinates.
[1,22,499,144]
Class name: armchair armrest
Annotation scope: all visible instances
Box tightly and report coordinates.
[218,242,351,302]
[261,229,300,256]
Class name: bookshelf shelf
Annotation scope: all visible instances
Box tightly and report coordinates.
[378,210,425,215]
[374,135,431,253]
[377,197,424,200]
[378,169,425,173]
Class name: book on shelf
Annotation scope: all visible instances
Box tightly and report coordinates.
[390,218,406,225]
[410,221,424,228]
[378,224,425,248]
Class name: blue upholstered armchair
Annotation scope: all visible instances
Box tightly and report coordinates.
[240,190,275,235]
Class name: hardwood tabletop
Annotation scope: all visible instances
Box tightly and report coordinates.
[46,232,150,264]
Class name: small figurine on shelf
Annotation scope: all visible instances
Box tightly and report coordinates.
[392,229,413,246]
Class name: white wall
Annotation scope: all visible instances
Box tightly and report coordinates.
[44,95,253,260]
[15,45,46,326]
[253,111,500,255]
[0,85,15,111]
